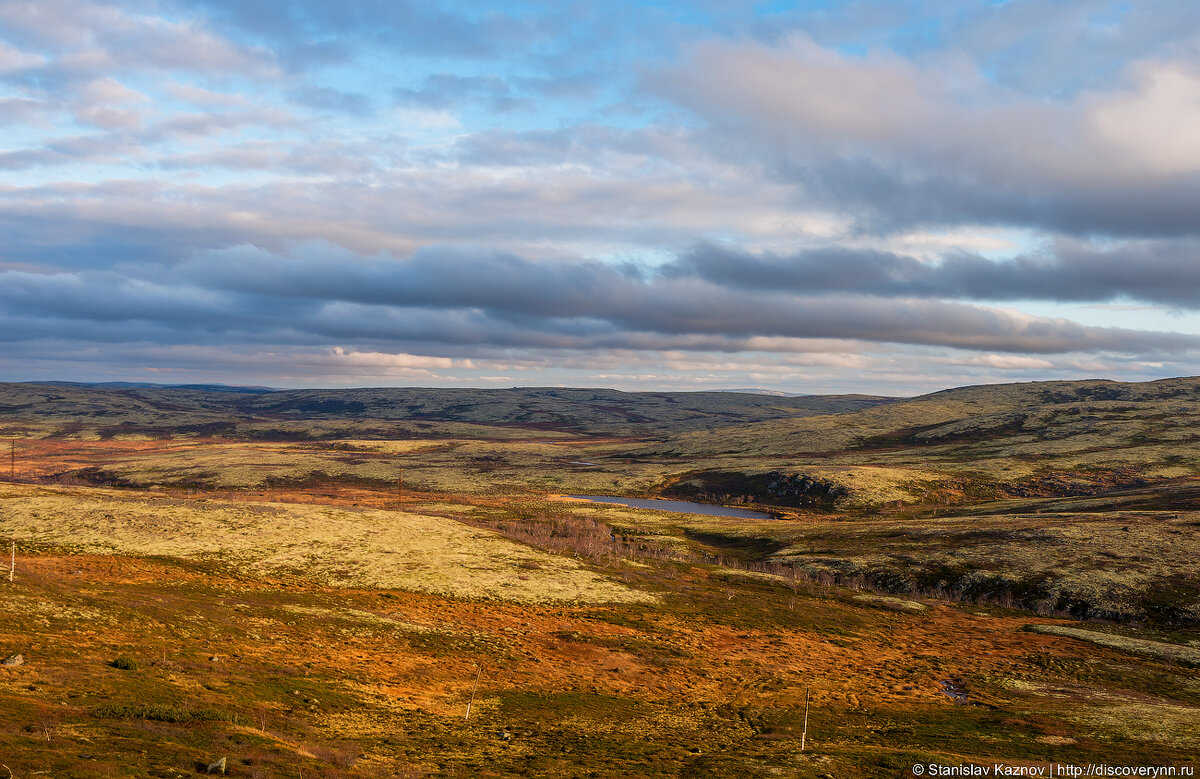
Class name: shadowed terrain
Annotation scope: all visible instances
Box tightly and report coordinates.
[0,383,893,439]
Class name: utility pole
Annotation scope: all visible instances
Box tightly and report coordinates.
[801,686,810,752]
[8,541,14,583]
[464,663,482,720]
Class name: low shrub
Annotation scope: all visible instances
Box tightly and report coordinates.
[92,703,228,722]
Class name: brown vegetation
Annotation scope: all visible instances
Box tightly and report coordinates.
[1,379,1199,775]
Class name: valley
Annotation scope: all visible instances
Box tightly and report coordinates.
[0,380,1197,777]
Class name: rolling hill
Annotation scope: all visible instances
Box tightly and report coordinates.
[0,382,894,438]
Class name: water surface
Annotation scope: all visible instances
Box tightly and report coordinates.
[566,495,775,520]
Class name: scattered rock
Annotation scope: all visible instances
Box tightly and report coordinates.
[205,756,227,775]
[939,679,969,704]
[0,654,23,668]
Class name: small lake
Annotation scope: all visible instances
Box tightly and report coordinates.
[566,495,776,520]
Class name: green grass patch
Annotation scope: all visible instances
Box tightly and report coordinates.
[92,703,230,723]
[110,655,138,670]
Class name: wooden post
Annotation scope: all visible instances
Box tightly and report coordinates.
[8,541,13,583]
[464,663,482,720]
[801,686,810,752]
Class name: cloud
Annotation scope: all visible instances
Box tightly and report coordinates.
[393,107,462,130]
[647,35,1200,236]
[933,0,1200,96]
[0,0,279,84]
[1089,62,1200,174]
[747,0,1200,97]
[665,240,1200,309]
[180,0,549,67]
[0,332,1188,395]
[287,85,371,115]
[164,83,248,107]
[0,96,43,125]
[2,242,1196,361]
[0,39,45,73]
[325,346,462,370]
[3,0,1200,392]
[394,73,529,113]
[0,147,817,267]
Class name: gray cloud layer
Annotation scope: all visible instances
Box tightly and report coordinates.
[667,241,1200,309]
[2,243,1196,358]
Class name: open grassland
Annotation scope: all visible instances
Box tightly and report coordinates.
[1,541,1198,776]
[0,483,649,605]
[2,378,1200,774]
[4,437,667,495]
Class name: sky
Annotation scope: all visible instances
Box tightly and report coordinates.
[3,0,1200,395]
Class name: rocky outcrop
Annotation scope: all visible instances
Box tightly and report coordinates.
[764,473,848,503]
[664,470,848,509]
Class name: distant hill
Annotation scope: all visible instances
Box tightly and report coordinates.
[642,375,1200,527]
[238,387,891,429]
[0,383,894,438]
[647,376,1200,458]
[32,381,278,394]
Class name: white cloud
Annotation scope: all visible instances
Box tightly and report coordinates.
[393,107,462,130]
[0,40,44,73]
[324,347,463,370]
[648,34,1200,235]
[1089,61,1200,174]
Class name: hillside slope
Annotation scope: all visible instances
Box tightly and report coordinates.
[649,376,1200,466]
[634,377,1200,623]
[0,382,893,438]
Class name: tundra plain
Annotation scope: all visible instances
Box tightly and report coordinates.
[0,380,1198,777]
